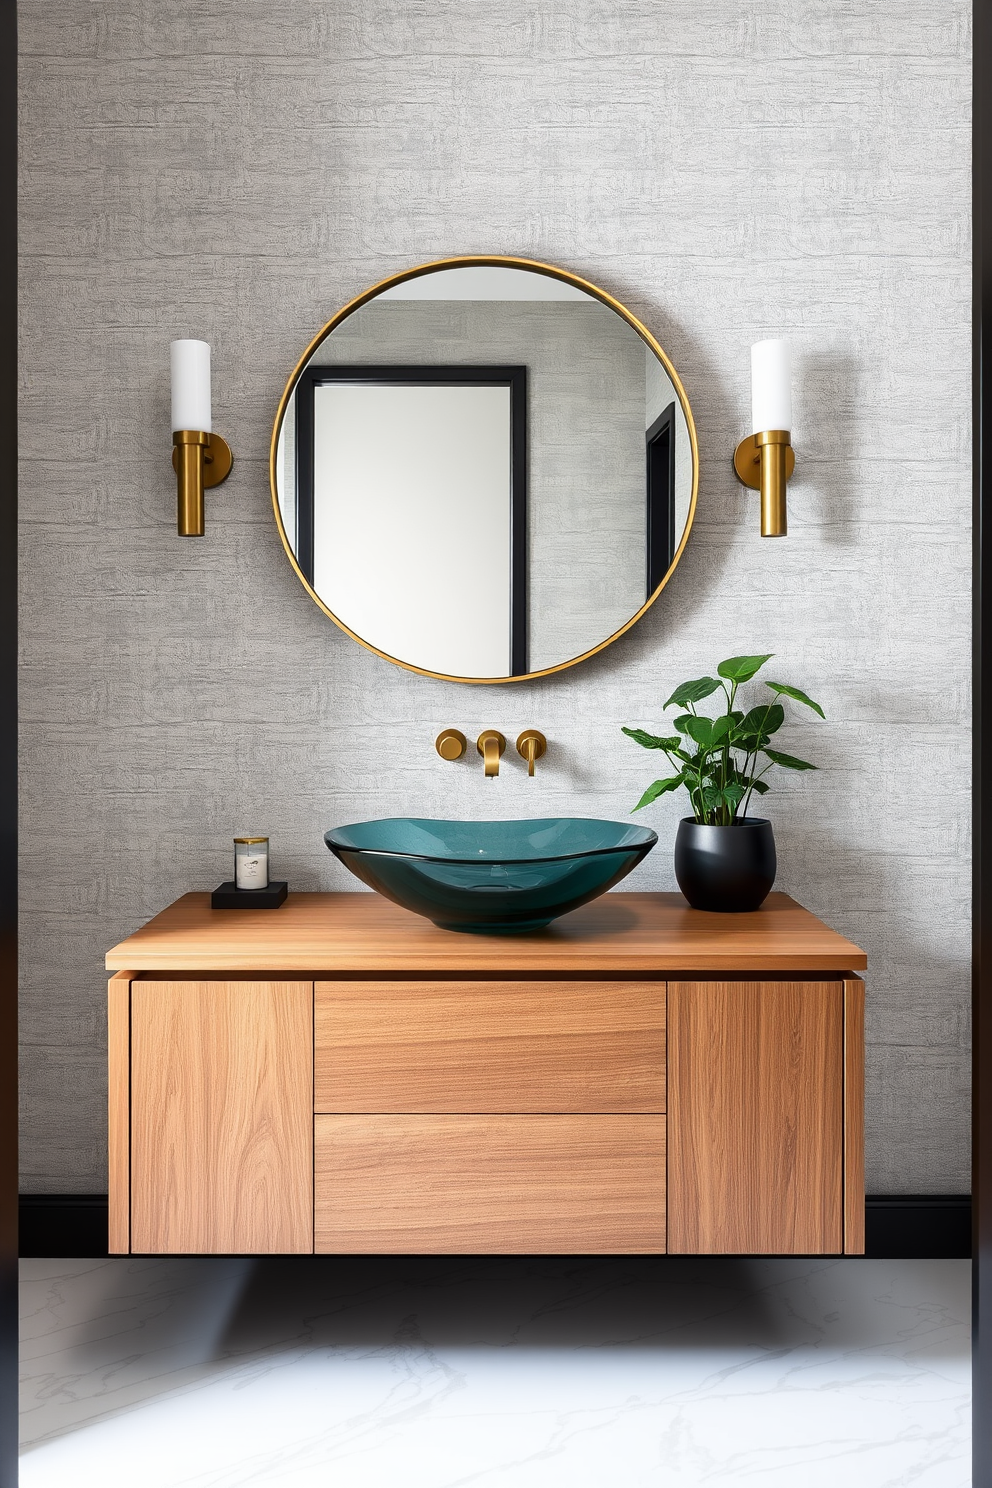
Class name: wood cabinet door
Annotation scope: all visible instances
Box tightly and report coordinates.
[130,980,313,1254]
[315,1114,666,1253]
[667,980,844,1254]
[314,980,665,1113]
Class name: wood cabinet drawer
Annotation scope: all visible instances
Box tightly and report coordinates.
[314,1114,666,1253]
[314,980,665,1113]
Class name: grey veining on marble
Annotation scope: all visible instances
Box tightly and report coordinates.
[19,1257,971,1486]
[17,0,971,1191]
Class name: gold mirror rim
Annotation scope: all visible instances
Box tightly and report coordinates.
[268,253,700,685]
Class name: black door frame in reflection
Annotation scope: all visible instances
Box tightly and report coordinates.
[295,363,529,677]
[646,401,676,598]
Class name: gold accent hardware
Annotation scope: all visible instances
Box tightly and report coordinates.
[233,836,268,844]
[173,430,233,537]
[733,430,794,538]
[476,730,506,778]
[515,730,547,777]
[269,254,699,683]
[435,729,467,761]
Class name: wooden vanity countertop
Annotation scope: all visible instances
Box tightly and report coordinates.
[106,891,867,974]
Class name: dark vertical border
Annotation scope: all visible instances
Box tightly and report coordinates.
[0,0,16,1477]
[508,367,528,679]
[294,364,529,676]
[976,3,990,1483]
[645,402,676,597]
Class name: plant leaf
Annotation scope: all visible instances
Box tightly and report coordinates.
[764,748,817,771]
[765,681,825,718]
[621,727,682,751]
[737,703,784,739]
[717,653,773,683]
[683,715,717,748]
[632,775,686,812]
[709,715,734,746]
[701,782,746,810]
[663,676,722,709]
[748,778,770,794]
[673,714,695,735]
[734,733,770,754]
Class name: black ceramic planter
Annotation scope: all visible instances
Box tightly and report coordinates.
[674,817,776,912]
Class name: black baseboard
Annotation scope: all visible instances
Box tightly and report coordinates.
[19,1195,108,1258]
[865,1194,972,1258]
[18,1193,974,1261]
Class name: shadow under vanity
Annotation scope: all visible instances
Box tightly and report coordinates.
[106,891,865,1258]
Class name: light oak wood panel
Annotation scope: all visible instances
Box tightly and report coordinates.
[130,980,313,1254]
[315,1114,666,1253]
[107,972,131,1255]
[667,981,844,1254]
[314,980,665,1112]
[106,891,867,975]
[844,977,866,1254]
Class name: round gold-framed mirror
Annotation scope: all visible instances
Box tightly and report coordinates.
[270,255,698,684]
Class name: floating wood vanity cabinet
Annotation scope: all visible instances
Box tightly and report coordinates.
[106,891,867,1258]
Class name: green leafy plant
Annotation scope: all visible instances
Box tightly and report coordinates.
[622,653,824,825]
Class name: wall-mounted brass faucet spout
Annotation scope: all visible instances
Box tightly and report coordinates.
[516,730,547,777]
[476,731,506,778]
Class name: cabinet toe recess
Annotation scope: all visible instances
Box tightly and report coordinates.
[106,891,866,1256]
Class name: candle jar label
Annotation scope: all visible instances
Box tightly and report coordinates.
[234,837,269,890]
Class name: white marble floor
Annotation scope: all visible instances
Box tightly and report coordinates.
[20,1256,970,1487]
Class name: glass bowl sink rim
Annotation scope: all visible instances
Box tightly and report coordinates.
[324,816,659,867]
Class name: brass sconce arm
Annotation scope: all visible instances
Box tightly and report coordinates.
[172,430,233,537]
[732,430,795,538]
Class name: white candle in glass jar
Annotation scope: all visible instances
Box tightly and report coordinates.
[234,837,269,890]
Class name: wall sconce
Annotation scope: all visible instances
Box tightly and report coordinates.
[733,338,794,537]
[171,339,233,536]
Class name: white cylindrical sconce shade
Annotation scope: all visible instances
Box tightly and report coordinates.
[751,338,792,434]
[171,339,212,432]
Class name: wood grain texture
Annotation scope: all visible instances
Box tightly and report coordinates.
[107,891,867,974]
[844,977,866,1254]
[107,972,131,1255]
[130,980,313,1254]
[314,1114,666,1253]
[314,980,665,1112]
[667,981,844,1255]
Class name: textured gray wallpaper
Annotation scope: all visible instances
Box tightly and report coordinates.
[18,1,971,1192]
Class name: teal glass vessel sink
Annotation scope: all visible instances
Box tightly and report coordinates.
[324,817,658,934]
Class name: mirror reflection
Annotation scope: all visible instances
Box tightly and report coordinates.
[273,261,697,682]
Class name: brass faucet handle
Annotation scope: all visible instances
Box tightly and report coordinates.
[515,729,547,777]
[435,729,467,761]
[476,730,506,778]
